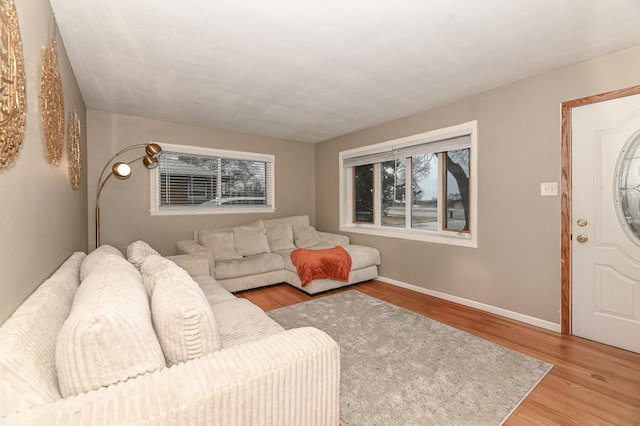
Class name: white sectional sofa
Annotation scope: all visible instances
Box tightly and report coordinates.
[177,215,381,294]
[0,243,340,425]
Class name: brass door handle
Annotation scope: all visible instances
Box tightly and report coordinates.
[576,234,588,243]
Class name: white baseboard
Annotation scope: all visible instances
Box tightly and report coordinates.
[377,276,561,333]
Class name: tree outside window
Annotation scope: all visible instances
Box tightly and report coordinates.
[445,148,470,231]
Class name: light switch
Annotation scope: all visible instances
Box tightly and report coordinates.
[540,182,558,196]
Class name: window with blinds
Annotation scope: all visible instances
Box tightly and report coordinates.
[338,121,478,248]
[150,144,274,215]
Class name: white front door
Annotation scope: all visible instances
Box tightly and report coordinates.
[572,93,640,354]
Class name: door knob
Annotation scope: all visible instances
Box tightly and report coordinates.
[577,218,588,227]
[576,234,588,243]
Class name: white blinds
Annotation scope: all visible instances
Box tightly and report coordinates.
[343,134,470,168]
[158,151,272,208]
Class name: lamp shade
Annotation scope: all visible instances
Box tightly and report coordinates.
[112,162,131,179]
[143,155,159,169]
[146,143,162,158]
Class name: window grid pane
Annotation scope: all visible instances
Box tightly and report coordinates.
[381,159,406,228]
[221,158,267,203]
[411,153,438,230]
[444,148,470,232]
[158,151,271,209]
[354,164,374,223]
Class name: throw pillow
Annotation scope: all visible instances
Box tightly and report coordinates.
[140,254,168,296]
[201,231,242,262]
[56,255,166,397]
[266,223,295,251]
[293,225,322,248]
[151,260,221,366]
[197,227,232,246]
[79,245,123,281]
[126,240,161,269]
[233,225,271,256]
[263,215,310,231]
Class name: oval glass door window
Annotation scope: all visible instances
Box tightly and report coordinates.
[617,132,640,243]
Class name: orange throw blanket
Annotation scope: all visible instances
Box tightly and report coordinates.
[290,246,352,287]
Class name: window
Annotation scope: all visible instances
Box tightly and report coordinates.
[150,143,275,215]
[354,164,374,223]
[339,121,477,247]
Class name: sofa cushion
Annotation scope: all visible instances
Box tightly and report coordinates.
[151,258,221,366]
[293,225,322,248]
[167,254,210,277]
[345,244,382,269]
[0,252,85,418]
[201,231,242,262]
[233,225,271,256]
[263,215,310,231]
[126,240,161,269]
[266,223,295,251]
[79,245,123,281]
[56,254,166,397]
[197,221,264,244]
[215,253,285,280]
[196,227,232,246]
[213,299,284,348]
[195,275,237,306]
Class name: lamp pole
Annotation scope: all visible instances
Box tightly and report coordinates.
[94,143,161,248]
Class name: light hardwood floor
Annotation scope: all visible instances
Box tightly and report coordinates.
[237,280,640,425]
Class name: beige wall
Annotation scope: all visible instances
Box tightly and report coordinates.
[315,45,640,324]
[0,0,88,323]
[87,111,315,254]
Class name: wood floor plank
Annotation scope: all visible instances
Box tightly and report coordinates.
[237,280,640,425]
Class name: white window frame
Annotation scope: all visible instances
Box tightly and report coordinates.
[339,121,478,248]
[150,143,276,216]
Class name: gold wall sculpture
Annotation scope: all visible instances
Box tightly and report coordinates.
[0,0,26,169]
[68,105,81,189]
[41,27,64,165]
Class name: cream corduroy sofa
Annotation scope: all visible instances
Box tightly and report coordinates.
[177,215,381,294]
[0,243,340,425]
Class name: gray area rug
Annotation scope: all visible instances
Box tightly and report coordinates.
[268,290,552,426]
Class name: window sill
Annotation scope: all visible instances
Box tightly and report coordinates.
[340,224,477,248]
[150,206,276,216]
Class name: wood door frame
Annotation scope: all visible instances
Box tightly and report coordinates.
[561,84,640,334]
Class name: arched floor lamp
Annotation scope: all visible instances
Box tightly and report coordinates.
[95,143,162,248]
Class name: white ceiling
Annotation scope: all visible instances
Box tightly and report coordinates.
[49,0,640,143]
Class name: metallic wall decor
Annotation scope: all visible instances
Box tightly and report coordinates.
[0,0,26,169]
[41,27,64,165]
[67,105,81,189]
